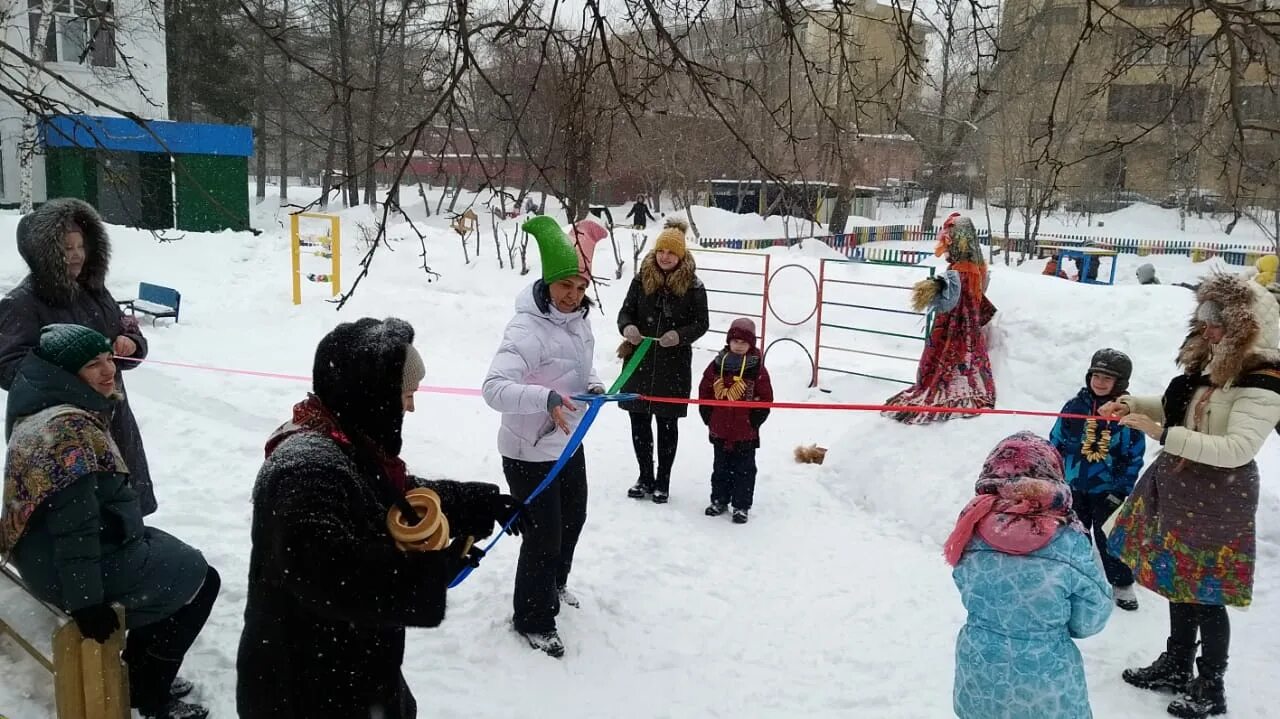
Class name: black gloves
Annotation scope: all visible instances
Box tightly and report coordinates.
[489,494,536,536]
[71,603,119,643]
[1103,492,1125,514]
[441,483,534,540]
[447,540,487,574]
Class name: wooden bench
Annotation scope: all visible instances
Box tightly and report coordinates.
[118,283,180,325]
[0,566,129,719]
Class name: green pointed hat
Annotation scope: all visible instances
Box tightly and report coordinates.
[524,215,584,284]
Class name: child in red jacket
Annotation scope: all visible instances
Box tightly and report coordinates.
[698,317,773,524]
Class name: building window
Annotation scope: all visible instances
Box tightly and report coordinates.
[26,1,115,68]
[1238,85,1280,124]
[1039,5,1079,25]
[1117,0,1190,7]
[1107,84,1205,123]
[1115,28,1168,65]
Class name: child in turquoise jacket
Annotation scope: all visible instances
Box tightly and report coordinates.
[946,432,1113,719]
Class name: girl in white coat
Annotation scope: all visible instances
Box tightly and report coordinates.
[483,217,605,658]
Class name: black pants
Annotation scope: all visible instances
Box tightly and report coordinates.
[630,412,679,492]
[1072,490,1134,587]
[126,565,220,711]
[1170,602,1230,665]
[711,443,757,511]
[503,449,588,634]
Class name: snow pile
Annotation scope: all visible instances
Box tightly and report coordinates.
[0,187,1278,717]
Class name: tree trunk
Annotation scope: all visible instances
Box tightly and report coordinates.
[320,108,338,208]
[683,186,701,239]
[277,0,290,202]
[333,0,358,207]
[920,186,945,231]
[254,0,267,201]
[19,1,56,213]
[827,163,857,235]
[362,0,385,209]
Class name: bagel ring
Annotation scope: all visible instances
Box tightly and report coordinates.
[388,488,450,551]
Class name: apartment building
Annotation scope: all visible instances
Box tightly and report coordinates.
[986,0,1278,207]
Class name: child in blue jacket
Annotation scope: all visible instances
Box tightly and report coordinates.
[947,432,1113,719]
[1050,348,1145,611]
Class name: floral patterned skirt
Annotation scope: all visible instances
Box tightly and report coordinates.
[1108,452,1258,606]
[882,298,995,425]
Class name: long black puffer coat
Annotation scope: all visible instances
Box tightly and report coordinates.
[0,198,154,514]
[617,252,710,418]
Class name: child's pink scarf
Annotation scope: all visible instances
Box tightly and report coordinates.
[944,432,1080,566]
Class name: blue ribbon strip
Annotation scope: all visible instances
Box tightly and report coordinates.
[448,397,606,588]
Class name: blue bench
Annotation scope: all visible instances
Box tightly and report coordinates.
[119,283,181,325]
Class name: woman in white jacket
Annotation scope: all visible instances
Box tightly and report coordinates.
[483,216,605,658]
[1101,273,1280,719]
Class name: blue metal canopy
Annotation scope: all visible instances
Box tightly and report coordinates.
[42,114,253,157]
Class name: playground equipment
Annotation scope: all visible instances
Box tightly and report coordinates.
[1036,244,1118,285]
[290,213,341,304]
[689,246,932,387]
[687,248,771,347]
[813,258,935,386]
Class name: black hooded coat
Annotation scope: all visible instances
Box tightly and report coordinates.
[0,198,154,513]
[236,317,502,719]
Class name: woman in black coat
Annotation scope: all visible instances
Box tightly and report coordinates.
[236,318,522,719]
[626,195,657,229]
[617,219,709,502]
[0,198,154,514]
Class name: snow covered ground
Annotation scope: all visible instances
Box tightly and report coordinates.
[1,187,1278,718]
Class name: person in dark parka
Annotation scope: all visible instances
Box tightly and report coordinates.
[626,195,657,229]
[617,218,710,503]
[0,198,155,514]
[1,324,215,719]
[237,317,522,719]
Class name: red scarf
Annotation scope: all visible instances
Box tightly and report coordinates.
[264,394,409,493]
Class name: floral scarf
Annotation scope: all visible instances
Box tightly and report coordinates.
[944,431,1081,566]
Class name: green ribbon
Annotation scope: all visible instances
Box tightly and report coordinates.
[608,336,653,393]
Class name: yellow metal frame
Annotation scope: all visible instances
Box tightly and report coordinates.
[290,212,342,305]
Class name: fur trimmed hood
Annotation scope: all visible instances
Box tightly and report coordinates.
[639,250,699,296]
[1178,273,1280,386]
[15,198,111,307]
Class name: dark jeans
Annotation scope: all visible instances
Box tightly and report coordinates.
[1072,490,1134,587]
[502,449,588,634]
[630,412,679,492]
[1170,602,1230,665]
[126,565,220,711]
[711,443,757,511]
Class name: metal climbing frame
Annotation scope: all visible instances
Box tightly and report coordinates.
[290,212,342,305]
[813,257,935,386]
[687,248,770,347]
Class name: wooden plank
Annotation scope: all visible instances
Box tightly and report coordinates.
[0,566,63,666]
[98,607,129,719]
[53,623,87,719]
[81,640,108,719]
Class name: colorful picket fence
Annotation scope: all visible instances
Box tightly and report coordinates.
[696,224,1274,268]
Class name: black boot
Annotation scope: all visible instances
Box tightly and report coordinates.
[141,699,210,719]
[1167,657,1227,718]
[1123,640,1195,692]
[626,479,652,499]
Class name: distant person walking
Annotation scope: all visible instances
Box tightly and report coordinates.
[627,195,657,230]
